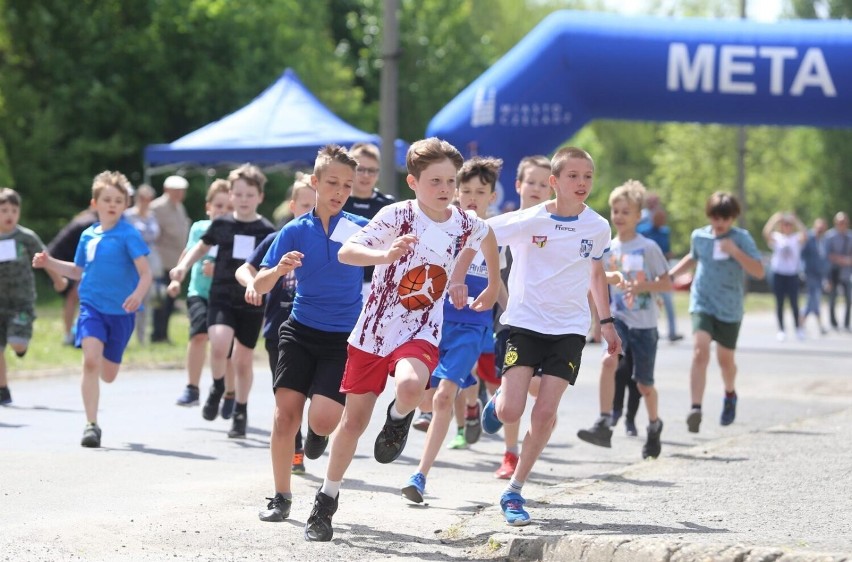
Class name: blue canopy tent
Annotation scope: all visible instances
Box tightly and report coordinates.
[427,11,852,209]
[144,68,407,178]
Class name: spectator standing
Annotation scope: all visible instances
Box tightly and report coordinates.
[762,211,807,341]
[800,217,830,335]
[124,184,161,344]
[825,212,852,332]
[150,175,190,343]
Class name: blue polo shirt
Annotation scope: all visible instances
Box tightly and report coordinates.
[261,210,367,333]
[248,232,297,339]
[443,250,491,326]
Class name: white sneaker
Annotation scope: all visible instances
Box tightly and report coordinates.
[796,328,806,340]
[776,331,786,341]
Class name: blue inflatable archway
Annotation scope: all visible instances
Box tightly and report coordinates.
[427,11,852,208]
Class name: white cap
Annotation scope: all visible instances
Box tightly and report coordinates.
[163,175,189,190]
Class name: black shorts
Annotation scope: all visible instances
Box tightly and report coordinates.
[502,327,585,385]
[265,334,279,384]
[207,300,264,349]
[273,318,348,406]
[187,296,209,338]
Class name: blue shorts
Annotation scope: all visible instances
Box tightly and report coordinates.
[610,318,658,386]
[76,303,135,364]
[431,321,487,389]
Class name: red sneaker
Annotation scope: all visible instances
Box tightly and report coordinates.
[494,451,519,479]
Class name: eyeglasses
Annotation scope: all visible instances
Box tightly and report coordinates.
[356,166,380,176]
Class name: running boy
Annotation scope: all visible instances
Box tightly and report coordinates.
[33,172,152,447]
[170,164,276,438]
[669,191,764,432]
[576,180,671,459]
[481,147,621,526]
[303,137,500,542]
[401,156,502,504]
[0,188,67,405]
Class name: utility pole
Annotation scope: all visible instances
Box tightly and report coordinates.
[379,0,401,199]
[735,0,748,227]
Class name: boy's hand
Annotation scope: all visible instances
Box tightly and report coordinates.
[447,282,468,310]
[244,284,263,307]
[166,280,182,299]
[385,234,417,263]
[32,251,49,269]
[601,323,622,357]
[470,283,499,312]
[170,266,187,283]
[717,238,738,255]
[201,259,214,277]
[275,251,304,275]
[122,292,143,313]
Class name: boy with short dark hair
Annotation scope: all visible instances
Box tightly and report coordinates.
[303,137,500,542]
[33,172,152,447]
[669,191,764,433]
[0,188,67,405]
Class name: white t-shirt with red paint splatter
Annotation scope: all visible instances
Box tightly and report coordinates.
[347,200,489,357]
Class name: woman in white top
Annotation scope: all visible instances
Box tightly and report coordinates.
[762,211,807,340]
[124,184,161,344]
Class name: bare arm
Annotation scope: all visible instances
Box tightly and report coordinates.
[589,259,621,357]
[469,228,500,312]
[718,238,765,279]
[668,254,696,278]
[32,251,82,280]
[338,234,417,267]
[253,251,303,295]
[122,255,153,313]
[170,240,211,283]
[234,262,264,307]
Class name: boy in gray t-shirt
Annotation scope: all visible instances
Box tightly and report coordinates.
[577,180,671,459]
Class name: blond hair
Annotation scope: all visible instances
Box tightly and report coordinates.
[314,145,358,178]
[551,147,594,177]
[608,179,646,211]
[92,171,132,203]
[205,179,230,202]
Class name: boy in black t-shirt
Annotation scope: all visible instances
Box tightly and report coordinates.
[171,164,276,438]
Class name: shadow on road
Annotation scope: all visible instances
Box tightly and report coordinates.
[121,442,217,460]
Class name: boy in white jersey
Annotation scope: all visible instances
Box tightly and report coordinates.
[481,147,621,526]
[304,137,500,542]
[576,180,672,459]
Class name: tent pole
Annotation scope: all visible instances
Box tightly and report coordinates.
[380,0,400,199]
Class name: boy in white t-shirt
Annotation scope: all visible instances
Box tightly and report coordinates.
[482,147,621,526]
[576,180,672,459]
[304,137,500,542]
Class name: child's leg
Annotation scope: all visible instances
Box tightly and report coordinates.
[62,285,79,341]
[392,357,431,415]
[638,382,658,421]
[81,337,105,423]
[325,392,378,482]
[597,353,618,415]
[514,374,568,482]
[231,339,254,405]
[716,344,737,393]
[453,387,466,429]
[690,330,713,406]
[271,388,307,494]
[494,366,533,424]
[186,334,208,388]
[207,324,235,383]
[417,379,459,476]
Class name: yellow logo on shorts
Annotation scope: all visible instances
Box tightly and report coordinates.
[504,346,518,367]
[568,361,576,373]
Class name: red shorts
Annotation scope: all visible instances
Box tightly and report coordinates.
[476,352,499,386]
[340,340,440,395]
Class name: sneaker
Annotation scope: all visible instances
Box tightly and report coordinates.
[401,472,426,504]
[201,385,224,421]
[464,399,483,444]
[412,411,432,432]
[227,412,247,438]
[304,427,329,460]
[610,409,622,427]
[447,428,468,450]
[0,386,12,406]
[576,416,612,448]
[291,450,306,475]
[624,417,638,437]
[642,419,663,459]
[374,400,415,464]
[796,327,806,341]
[687,408,702,433]
[304,490,338,542]
[81,423,102,448]
[494,451,519,479]
[668,334,685,342]
[220,393,236,420]
[258,493,292,522]
[481,388,503,434]
[776,331,786,341]
[176,385,199,407]
[500,491,530,526]
[720,393,737,426]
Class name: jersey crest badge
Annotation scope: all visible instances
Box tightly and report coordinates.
[580,239,594,258]
[531,235,547,248]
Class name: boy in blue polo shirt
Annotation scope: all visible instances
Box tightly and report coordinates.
[401,156,502,504]
[34,171,152,448]
[250,145,367,523]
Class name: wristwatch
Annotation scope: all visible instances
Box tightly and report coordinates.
[599,317,615,325]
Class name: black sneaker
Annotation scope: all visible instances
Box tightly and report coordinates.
[642,419,663,459]
[304,427,329,460]
[304,490,338,542]
[576,416,612,448]
[81,423,102,448]
[374,400,415,464]
[0,386,12,406]
[227,412,247,438]
[202,384,224,421]
[624,417,638,437]
[687,408,702,433]
[258,493,292,522]
[464,399,483,445]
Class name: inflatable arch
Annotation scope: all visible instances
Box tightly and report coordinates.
[427,10,852,208]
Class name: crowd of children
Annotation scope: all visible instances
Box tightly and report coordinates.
[19,131,852,540]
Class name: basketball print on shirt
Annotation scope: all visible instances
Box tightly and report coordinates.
[398,263,448,311]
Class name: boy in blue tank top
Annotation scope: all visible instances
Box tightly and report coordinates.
[401,156,502,504]
[34,171,152,448]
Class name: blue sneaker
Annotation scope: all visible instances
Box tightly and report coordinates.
[176,385,199,407]
[500,491,530,526]
[220,393,236,420]
[482,389,503,434]
[720,393,737,426]
[401,472,426,504]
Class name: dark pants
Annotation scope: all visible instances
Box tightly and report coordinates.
[828,269,852,329]
[772,272,801,330]
[613,357,641,420]
[151,277,176,342]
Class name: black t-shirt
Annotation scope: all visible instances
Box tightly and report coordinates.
[48,210,98,261]
[201,214,276,309]
[342,189,395,282]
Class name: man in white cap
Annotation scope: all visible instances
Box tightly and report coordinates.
[150,175,190,343]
